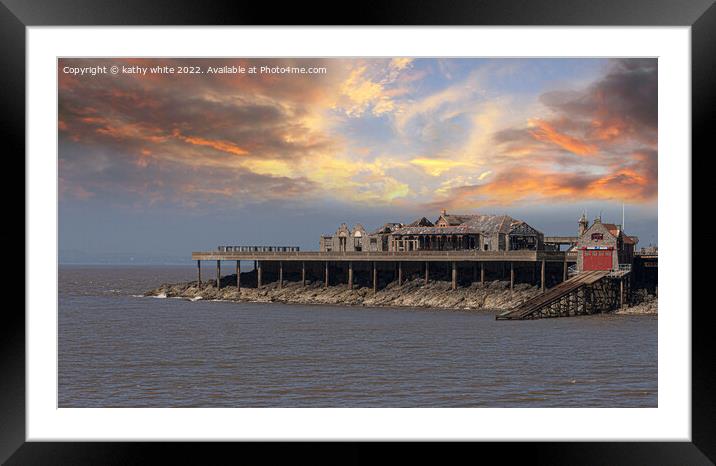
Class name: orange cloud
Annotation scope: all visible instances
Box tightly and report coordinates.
[175,132,249,156]
[431,161,654,209]
[527,119,598,156]
[96,123,169,144]
[590,118,624,141]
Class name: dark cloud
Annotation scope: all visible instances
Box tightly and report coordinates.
[59,61,337,163]
[492,127,533,144]
[58,58,343,208]
[58,139,320,209]
[539,58,657,144]
[494,58,657,150]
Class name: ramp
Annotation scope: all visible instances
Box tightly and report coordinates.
[496,270,611,320]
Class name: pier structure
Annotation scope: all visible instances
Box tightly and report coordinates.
[193,249,578,293]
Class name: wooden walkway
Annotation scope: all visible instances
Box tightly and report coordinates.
[496,270,611,320]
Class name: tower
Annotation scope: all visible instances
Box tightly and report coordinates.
[578,211,589,236]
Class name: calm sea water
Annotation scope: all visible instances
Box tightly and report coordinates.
[59,265,657,407]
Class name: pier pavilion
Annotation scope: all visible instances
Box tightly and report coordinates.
[319,211,545,254]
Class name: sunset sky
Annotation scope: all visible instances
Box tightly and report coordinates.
[58,58,657,263]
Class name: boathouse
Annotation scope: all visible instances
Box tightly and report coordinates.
[576,216,638,272]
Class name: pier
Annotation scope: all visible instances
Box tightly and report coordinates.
[189,211,653,319]
[192,249,577,293]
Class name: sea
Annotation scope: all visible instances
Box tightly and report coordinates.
[58,265,657,407]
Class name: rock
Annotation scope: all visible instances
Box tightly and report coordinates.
[143,273,657,315]
[144,274,546,312]
[615,292,658,315]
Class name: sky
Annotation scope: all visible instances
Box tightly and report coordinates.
[58,57,657,263]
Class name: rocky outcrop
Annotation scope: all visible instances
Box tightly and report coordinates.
[145,272,658,315]
[145,273,543,311]
[616,290,658,315]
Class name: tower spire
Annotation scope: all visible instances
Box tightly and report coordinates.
[578,210,589,236]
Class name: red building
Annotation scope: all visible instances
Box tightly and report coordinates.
[576,215,638,272]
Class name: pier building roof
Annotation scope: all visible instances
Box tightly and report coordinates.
[391,213,542,237]
[462,214,514,235]
[371,222,404,235]
[601,223,638,245]
[393,225,480,235]
[407,217,434,227]
[440,214,477,226]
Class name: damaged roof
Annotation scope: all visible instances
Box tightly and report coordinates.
[392,214,541,236]
[394,225,480,235]
[440,214,479,225]
[407,217,434,227]
[462,214,515,235]
[371,222,404,235]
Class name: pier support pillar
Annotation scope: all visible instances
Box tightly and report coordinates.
[531,264,535,284]
[216,260,221,289]
[324,261,329,288]
[197,260,201,286]
[257,261,262,288]
[563,257,568,282]
[620,279,624,308]
[540,259,546,293]
[236,260,240,291]
[348,261,353,289]
[398,262,403,286]
[510,262,514,292]
[279,261,283,289]
[302,261,306,287]
[480,262,485,284]
[452,261,457,290]
[373,262,378,294]
[424,261,429,286]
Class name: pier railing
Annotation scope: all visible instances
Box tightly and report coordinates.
[218,245,300,252]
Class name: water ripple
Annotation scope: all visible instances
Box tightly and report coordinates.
[58,265,658,408]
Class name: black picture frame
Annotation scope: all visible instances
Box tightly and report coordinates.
[4,0,711,463]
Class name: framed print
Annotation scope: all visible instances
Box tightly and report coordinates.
[5,0,713,463]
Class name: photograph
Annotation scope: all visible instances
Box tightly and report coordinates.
[57,56,659,408]
[4,0,710,458]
